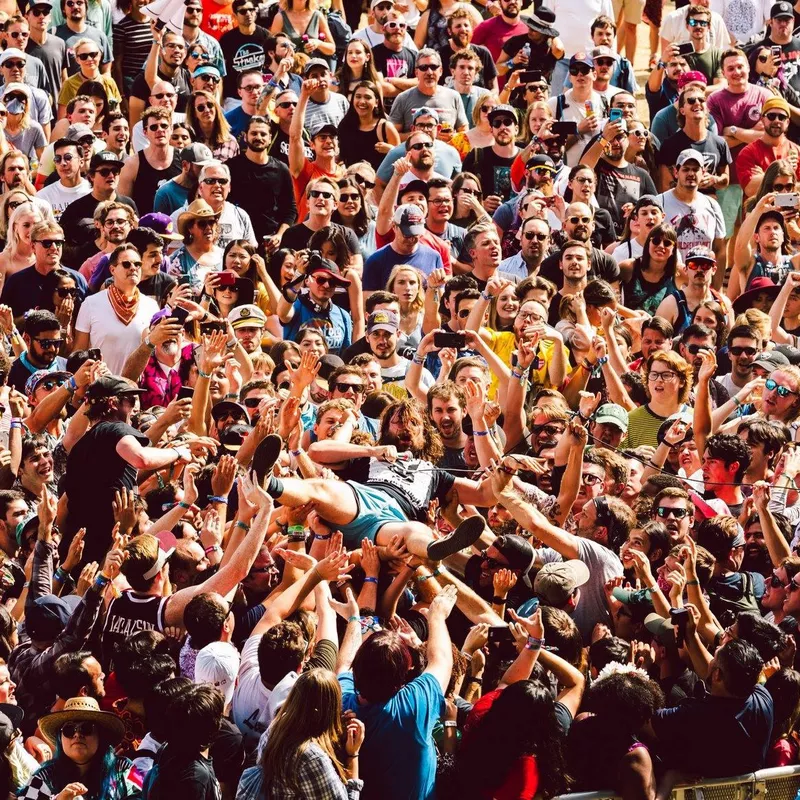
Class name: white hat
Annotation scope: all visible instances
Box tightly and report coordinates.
[195,641,240,707]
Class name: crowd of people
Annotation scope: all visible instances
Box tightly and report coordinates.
[0,0,797,797]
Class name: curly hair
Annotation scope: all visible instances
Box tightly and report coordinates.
[377,398,444,464]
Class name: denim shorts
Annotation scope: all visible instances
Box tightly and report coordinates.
[339,481,408,548]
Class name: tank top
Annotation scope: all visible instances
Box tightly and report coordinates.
[102,591,168,670]
[132,148,181,216]
[280,10,324,56]
[624,259,676,316]
[425,8,450,49]
[340,121,386,170]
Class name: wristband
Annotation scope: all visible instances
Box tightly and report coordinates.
[9,328,20,340]
[204,545,221,554]
[197,367,211,379]
[492,595,507,605]
[733,395,742,408]
[657,60,666,69]
[412,354,425,365]
[290,449,302,457]
[597,355,609,366]
[473,429,489,437]
[235,521,250,532]
[94,573,111,589]
[417,572,435,583]
[54,566,68,582]
[226,340,238,350]
[9,418,21,425]
[686,579,699,586]
[510,368,524,379]
[466,676,482,685]
[348,615,360,623]
[480,291,491,301]
[525,636,544,651]
[363,576,378,584]
[9,421,22,430]
[288,524,305,534]
[314,532,332,540]
[65,376,78,394]
[460,650,473,662]
[178,501,192,510]
[443,720,458,728]
[208,495,228,504]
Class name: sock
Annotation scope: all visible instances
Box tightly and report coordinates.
[266,476,285,499]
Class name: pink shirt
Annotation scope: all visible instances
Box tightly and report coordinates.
[471,16,529,61]
[736,138,800,192]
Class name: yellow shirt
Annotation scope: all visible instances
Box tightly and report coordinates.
[58,72,121,108]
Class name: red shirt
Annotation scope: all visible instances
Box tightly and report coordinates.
[293,158,347,223]
[736,138,800,192]
[471,16,529,61]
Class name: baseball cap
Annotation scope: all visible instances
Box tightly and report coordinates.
[534,560,590,605]
[27,0,53,8]
[526,153,556,171]
[305,253,351,286]
[393,203,425,236]
[494,534,536,588]
[219,423,252,453]
[211,400,248,422]
[141,530,177,581]
[413,107,440,123]
[25,369,71,399]
[27,593,81,640]
[772,1,793,17]
[594,403,629,432]
[370,0,391,8]
[753,350,791,372]
[180,142,215,165]
[398,179,429,200]
[66,122,93,142]
[195,641,240,707]
[192,65,221,80]
[569,52,594,68]
[676,148,703,167]
[774,344,800,365]
[228,304,267,329]
[634,194,663,213]
[0,49,26,66]
[590,45,619,62]
[303,58,329,75]
[685,245,716,263]
[487,103,517,124]
[311,123,338,138]
[89,151,123,170]
[0,705,22,751]
[85,376,145,403]
[138,212,183,241]
[367,309,400,334]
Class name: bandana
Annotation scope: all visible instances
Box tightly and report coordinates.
[108,284,140,326]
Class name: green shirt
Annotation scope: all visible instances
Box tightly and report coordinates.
[623,404,669,449]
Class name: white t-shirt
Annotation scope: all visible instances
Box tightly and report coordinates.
[353,24,418,53]
[551,0,614,57]
[547,89,607,167]
[656,189,726,264]
[380,357,434,400]
[169,200,256,251]
[660,7,731,47]
[611,238,644,264]
[716,0,771,42]
[36,179,91,220]
[74,289,159,374]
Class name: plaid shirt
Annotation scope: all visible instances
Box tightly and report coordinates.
[9,540,103,736]
[209,136,239,163]
[264,742,362,799]
[139,352,184,410]
[18,756,142,799]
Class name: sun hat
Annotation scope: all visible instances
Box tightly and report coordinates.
[39,697,126,747]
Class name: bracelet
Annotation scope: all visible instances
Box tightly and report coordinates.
[443,720,458,728]
[54,566,68,582]
[197,367,211,379]
[412,354,425,365]
[510,368,524,379]
[144,336,156,351]
[363,576,378,584]
[290,449,302,457]
[9,328,19,340]
[525,636,544,651]
[204,545,221,554]
[235,521,250,532]
[223,393,238,400]
[492,595,507,605]
[460,650,473,662]
[9,421,22,430]
[480,291,491,301]
[208,495,228,504]
[178,501,192,510]
[9,418,21,425]
[226,339,238,350]
[657,60,666,69]
[733,395,742,408]
[348,615,360,623]
[314,532,332,540]
[473,429,489,437]
[686,579,699,586]
[94,574,111,589]
[65,376,78,394]
[466,676,482,685]
[597,355,609,366]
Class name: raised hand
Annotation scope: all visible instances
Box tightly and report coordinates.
[493,568,517,597]
[429,583,458,618]
[508,606,544,639]
[211,454,237,498]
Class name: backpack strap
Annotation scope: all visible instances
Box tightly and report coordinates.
[556,93,566,121]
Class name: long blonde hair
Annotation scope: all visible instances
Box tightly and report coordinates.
[387,264,425,315]
[261,670,347,793]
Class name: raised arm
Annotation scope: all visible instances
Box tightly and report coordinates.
[423,585,457,693]
[753,481,791,566]
[289,78,316,179]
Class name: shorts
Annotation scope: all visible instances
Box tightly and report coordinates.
[613,0,645,25]
[339,481,408,548]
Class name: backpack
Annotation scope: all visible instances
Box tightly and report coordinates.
[326,10,352,67]
[707,572,760,628]
[555,91,609,121]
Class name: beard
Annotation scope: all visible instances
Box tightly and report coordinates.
[741,548,772,577]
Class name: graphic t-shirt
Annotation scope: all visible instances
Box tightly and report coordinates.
[219,26,271,99]
[657,189,726,262]
[594,160,657,236]
[372,43,416,81]
[462,147,517,201]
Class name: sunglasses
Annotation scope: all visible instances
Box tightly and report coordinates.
[76,51,99,60]
[688,17,709,25]
[770,572,788,588]
[569,66,591,76]
[765,112,789,122]
[523,231,548,241]
[766,377,798,397]
[61,723,96,738]
[729,345,758,357]
[650,235,673,247]
[95,167,120,178]
[355,176,375,189]
[417,63,439,72]
[630,129,648,137]
[56,286,77,297]
[456,309,472,319]
[6,200,22,210]
[409,141,433,150]
[40,378,65,391]
[202,177,229,186]
[685,342,709,355]
[118,260,142,270]
[194,103,214,115]
[314,274,333,286]
[686,260,713,271]
[655,506,689,519]
[479,549,504,569]
[788,578,800,593]
[309,189,334,199]
[29,7,49,14]
[277,101,297,109]
[236,4,255,11]
[490,117,515,128]
[684,97,705,106]
[526,83,546,92]
[595,58,615,66]
[277,380,291,391]
[0,110,7,117]
[2,60,25,70]
[148,123,170,131]
[385,20,406,28]
[334,381,364,394]
[460,187,482,197]
[568,215,591,224]
[189,50,209,59]
[153,92,176,100]
[33,336,64,347]
[242,397,262,408]
[194,218,217,228]
[5,94,25,103]
[480,105,495,113]
[774,182,796,191]
[531,423,564,437]
[35,239,64,248]
[339,192,360,202]
[199,75,220,84]
[240,84,262,92]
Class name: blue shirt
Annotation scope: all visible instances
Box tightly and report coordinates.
[363,244,443,292]
[224,106,252,145]
[282,295,353,355]
[339,671,445,800]
[376,140,462,183]
[153,178,190,216]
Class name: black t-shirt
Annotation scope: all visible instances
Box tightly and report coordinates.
[144,746,221,800]
[437,42,497,88]
[280,221,360,254]
[131,67,192,113]
[0,265,87,320]
[539,246,620,290]
[759,35,800,94]
[267,123,313,167]
[371,44,416,82]
[594,159,658,236]
[500,33,557,79]
[139,271,177,303]
[60,193,138,246]
[219,26,271,99]
[227,153,297,240]
[462,146,517,200]
[658,129,732,181]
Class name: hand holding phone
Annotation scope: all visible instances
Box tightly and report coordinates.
[433,331,466,350]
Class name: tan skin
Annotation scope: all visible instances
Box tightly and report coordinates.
[270,0,336,57]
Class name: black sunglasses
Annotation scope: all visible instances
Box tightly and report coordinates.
[333,381,364,394]
[655,506,689,519]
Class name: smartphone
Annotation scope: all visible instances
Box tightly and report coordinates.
[177,386,194,401]
[776,192,800,208]
[87,348,101,361]
[670,607,688,648]
[609,107,623,122]
[171,306,190,325]
[217,271,237,287]
[488,626,518,660]
[433,331,466,349]
[200,321,227,335]
[178,275,193,287]
[676,42,694,56]
[550,121,578,136]
[772,45,783,59]
[543,196,557,206]
[519,70,542,83]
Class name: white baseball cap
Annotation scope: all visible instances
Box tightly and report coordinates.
[195,641,240,707]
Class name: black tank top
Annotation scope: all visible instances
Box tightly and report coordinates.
[102,590,168,670]
[132,148,181,215]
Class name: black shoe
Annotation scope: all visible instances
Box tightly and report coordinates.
[427,516,485,562]
[253,434,282,488]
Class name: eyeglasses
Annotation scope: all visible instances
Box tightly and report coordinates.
[33,337,64,348]
[688,17,709,25]
[76,51,99,60]
[385,20,406,28]
[56,287,77,298]
[417,63,439,72]
[686,260,713,271]
[648,370,678,382]
[202,177,229,185]
[788,577,800,593]
[309,189,334,199]
[117,260,142,270]
[568,215,591,224]
[277,101,297,109]
[152,92,176,100]
[729,345,758,357]
[148,123,170,131]
[770,572,788,588]
[104,218,129,228]
[240,84,262,92]
[582,473,603,486]
[523,231,548,241]
[35,239,64,248]
[354,175,375,189]
[569,66,591,76]
[430,197,452,205]
[655,506,689,519]
[61,723,96,738]
[765,377,798,397]
[333,381,364,394]
[517,310,544,323]
[490,117,515,128]
[339,192,360,202]
[409,141,433,150]
[766,112,789,122]
[774,182,795,191]
[194,218,217,229]
[53,154,74,164]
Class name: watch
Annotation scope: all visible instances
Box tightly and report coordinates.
[729,125,738,137]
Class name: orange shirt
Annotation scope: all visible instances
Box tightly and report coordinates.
[293,158,347,222]
[201,0,234,38]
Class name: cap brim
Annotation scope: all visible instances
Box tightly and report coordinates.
[594,415,627,431]
[368,324,398,334]
[399,225,425,237]
[315,269,351,286]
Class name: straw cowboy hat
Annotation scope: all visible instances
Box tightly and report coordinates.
[177,198,219,239]
[39,697,126,747]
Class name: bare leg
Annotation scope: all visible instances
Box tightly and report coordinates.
[375,516,486,561]
[624,20,637,63]
[376,522,440,559]
[272,477,359,527]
